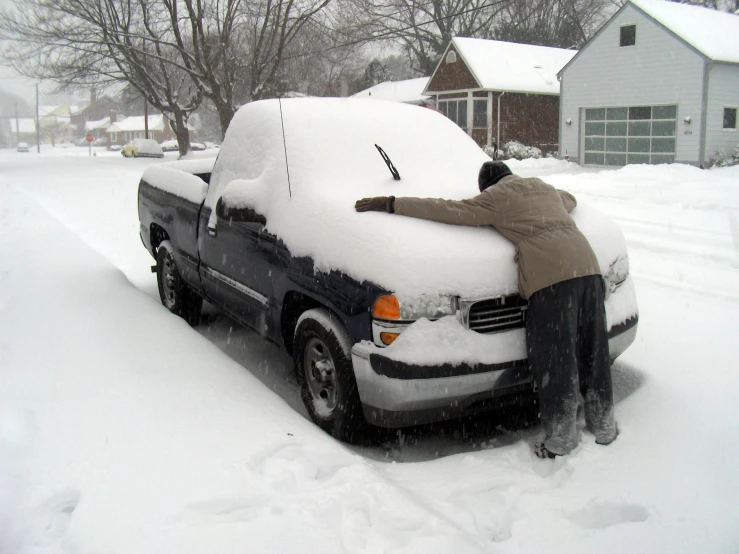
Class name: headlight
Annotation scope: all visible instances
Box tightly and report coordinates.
[373,294,459,321]
[372,294,459,346]
[605,255,629,296]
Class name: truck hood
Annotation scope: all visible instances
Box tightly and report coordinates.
[209,98,628,298]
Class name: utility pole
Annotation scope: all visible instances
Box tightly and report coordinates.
[35,84,40,153]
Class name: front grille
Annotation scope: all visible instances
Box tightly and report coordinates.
[466,295,528,334]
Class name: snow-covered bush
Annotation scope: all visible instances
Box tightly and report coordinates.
[482,141,542,161]
[708,145,739,168]
[483,141,542,161]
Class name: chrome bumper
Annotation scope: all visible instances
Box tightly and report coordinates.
[351,317,638,428]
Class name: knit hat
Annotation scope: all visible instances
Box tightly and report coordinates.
[478,161,512,192]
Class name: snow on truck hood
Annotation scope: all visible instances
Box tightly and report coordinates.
[209,98,628,298]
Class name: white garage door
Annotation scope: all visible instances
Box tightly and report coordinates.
[583,105,677,166]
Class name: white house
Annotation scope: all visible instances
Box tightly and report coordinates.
[558,0,739,167]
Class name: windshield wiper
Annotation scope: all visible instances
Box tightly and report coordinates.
[375,144,400,181]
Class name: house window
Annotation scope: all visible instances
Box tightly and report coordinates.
[446,51,457,64]
[620,25,636,47]
[110,132,117,142]
[438,99,468,131]
[473,99,487,129]
[723,107,737,130]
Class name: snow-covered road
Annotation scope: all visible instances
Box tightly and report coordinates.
[1,148,738,553]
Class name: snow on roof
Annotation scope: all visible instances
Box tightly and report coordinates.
[107,115,165,133]
[630,0,739,64]
[351,78,431,104]
[434,37,577,95]
[10,118,36,134]
[84,117,110,131]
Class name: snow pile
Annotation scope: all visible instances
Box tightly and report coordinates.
[1,149,738,552]
[210,98,627,298]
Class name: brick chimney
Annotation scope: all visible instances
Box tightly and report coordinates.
[109,110,117,123]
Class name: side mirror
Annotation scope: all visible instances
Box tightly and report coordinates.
[216,197,266,225]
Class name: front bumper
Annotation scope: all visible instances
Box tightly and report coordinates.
[351,316,638,428]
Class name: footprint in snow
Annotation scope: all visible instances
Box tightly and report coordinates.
[25,489,80,546]
[567,498,648,530]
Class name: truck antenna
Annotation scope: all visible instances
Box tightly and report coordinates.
[278,97,292,198]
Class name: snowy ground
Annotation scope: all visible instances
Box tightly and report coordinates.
[1,146,738,553]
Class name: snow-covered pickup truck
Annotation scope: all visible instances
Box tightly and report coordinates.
[138,98,638,441]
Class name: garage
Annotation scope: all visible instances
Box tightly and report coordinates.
[583,105,677,166]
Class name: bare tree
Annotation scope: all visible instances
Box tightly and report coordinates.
[0,0,202,156]
[495,0,613,48]
[354,0,508,75]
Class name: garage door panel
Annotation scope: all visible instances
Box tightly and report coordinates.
[606,137,627,152]
[605,153,627,166]
[628,121,651,136]
[627,154,650,164]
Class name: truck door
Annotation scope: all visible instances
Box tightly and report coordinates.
[198,200,276,336]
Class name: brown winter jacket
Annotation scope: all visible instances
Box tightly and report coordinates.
[393,175,601,299]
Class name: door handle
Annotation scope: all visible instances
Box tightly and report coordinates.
[207,225,217,237]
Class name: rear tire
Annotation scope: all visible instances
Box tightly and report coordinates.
[294,309,364,442]
[156,240,202,325]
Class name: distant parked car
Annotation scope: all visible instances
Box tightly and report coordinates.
[122,138,164,158]
[109,144,122,152]
[17,142,29,152]
[191,142,206,151]
[160,139,179,152]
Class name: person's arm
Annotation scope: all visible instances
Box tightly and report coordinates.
[558,190,577,213]
[355,191,498,227]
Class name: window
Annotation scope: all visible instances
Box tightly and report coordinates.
[620,25,636,47]
[583,104,677,166]
[110,132,117,142]
[473,100,487,129]
[446,51,457,64]
[438,99,468,131]
[724,107,737,130]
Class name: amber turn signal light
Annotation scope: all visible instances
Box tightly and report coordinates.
[380,332,400,345]
[373,295,401,320]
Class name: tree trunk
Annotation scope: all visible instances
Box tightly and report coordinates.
[172,110,192,158]
[214,99,236,140]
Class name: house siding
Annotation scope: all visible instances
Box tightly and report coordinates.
[560,3,704,165]
[704,63,739,162]
[426,47,480,92]
[499,93,560,155]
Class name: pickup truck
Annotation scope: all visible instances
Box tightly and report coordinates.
[138,98,638,442]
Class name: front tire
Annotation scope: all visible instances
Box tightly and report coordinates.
[156,240,202,325]
[294,309,364,442]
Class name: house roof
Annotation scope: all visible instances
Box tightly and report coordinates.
[351,78,431,104]
[84,117,110,131]
[427,37,577,95]
[107,115,164,133]
[629,0,739,64]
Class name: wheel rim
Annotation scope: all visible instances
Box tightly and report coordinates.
[161,253,177,307]
[303,336,337,414]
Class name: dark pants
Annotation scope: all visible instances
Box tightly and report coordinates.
[526,275,617,455]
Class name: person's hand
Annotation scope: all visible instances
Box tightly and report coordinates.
[355,196,395,213]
